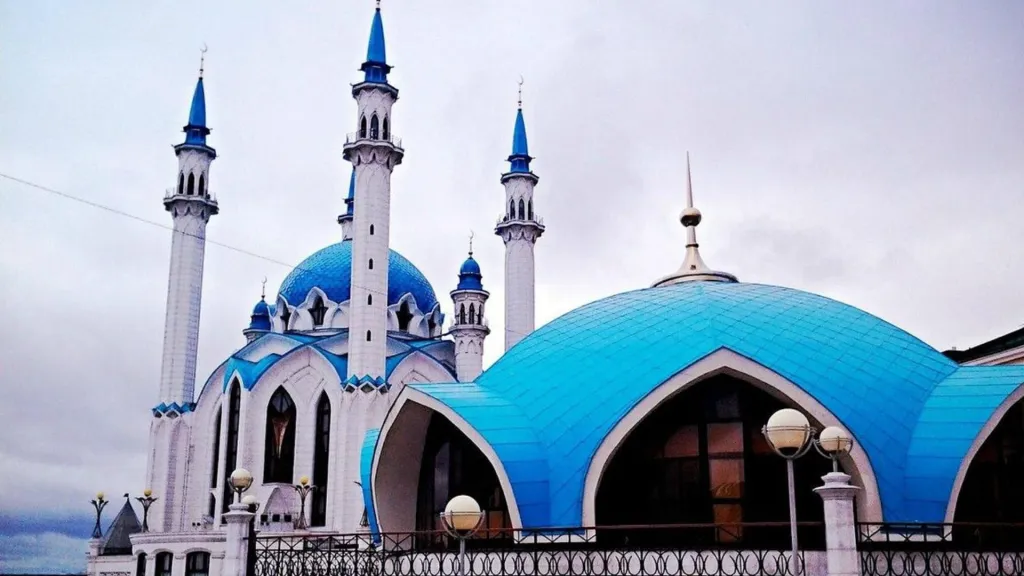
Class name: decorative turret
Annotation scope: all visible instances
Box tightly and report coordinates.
[243,281,272,343]
[338,168,356,241]
[343,1,404,381]
[652,153,737,287]
[451,234,490,382]
[494,79,544,351]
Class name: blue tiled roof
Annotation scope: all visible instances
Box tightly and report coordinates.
[401,281,1024,526]
[249,298,271,331]
[277,241,439,312]
[456,255,484,291]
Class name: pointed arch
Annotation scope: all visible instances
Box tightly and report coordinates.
[221,380,241,513]
[311,392,332,527]
[264,387,297,483]
[518,199,526,221]
[359,115,368,139]
[382,116,390,140]
[528,199,533,220]
[459,304,466,325]
[469,303,476,326]
[207,410,222,518]
[198,174,206,197]
[477,305,484,325]
[509,199,516,219]
[187,173,195,196]
[177,173,184,195]
[310,295,328,327]
[370,114,380,139]
[397,300,413,332]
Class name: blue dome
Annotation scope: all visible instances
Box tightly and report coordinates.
[456,255,484,291]
[248,298,271,331]
[278,241,439,312]
[387,281,1024,527]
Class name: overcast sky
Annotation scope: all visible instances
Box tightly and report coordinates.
[2,0,1023,572]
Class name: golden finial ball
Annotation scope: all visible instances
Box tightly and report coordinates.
[299,476,310,486]
[96,492,105,501]
[143,489,152,498]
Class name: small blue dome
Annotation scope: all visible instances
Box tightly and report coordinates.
[278,241,439,312]
[456,255,484,291]
[248,298,271,331]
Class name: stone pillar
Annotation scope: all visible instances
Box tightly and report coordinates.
[814,472,861,576]
[221,503,255,576]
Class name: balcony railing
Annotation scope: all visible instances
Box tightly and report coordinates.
[858,522,1024,576]
[495,214,545,228]
[345,132,403,149]
[165,187,218,203]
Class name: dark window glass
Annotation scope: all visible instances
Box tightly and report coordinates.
[469,303,476,326]
[955,400,1024,523]
[154,552,173,576]
[370,114,380,139]
[136,553,147,576]
[397,301,413,332]
[177,173,184,195]
[528,199,533,220]
[369,259,374,270]
[208,412,221,518]
[187,173,195,195]
[310,296,328,327]
[382,117,390,140]
[518,199,525,220]
[263,388,296,483]
[359,116,367,138]
[185,552,210,576]
[221,382,241,513]
[509,199,515,219]
[367,294,373,305]
[459,304,466,325]
[370,224,375,235]
[366,330,372,342]
[311,393,331,527]
[198,174,205,197]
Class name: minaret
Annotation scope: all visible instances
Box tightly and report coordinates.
[450,234,490,381]
[494,80,544,351]
[652,152,737,286]
[343,2,404,381]
[158,56,219,406]
[338,168,356,241]
[243,280,271,343]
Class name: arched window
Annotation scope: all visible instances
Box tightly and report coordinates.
[428,315,437,335]
[221,381,241,514]
[397,301,413,332]
[595,376,830,548]
[135,553,147,576]
[359,116,367,138]
[187,173,195,195]
[369,259,374,270]
[370,224,375,235]
[154,552,173,576]
[477,305,484,324]
[366,330,372,342]
[528,200,533,220]
[416,414,510,532]
[310,295,328,327]
[185,551,210,576]
[518,199,526,221]
[469,303,476,326]
[382,116,390,140]
[198,174,206,197]
[459,304,466,325]
[955,399,1024,527]
[311,393,331,527]
[367,294,373,306]
[509,199,516,219]
[264,388,297,483]
[370,114,380,139]
[280,306,291,331]
[207,412,221,518]
[177,173,184,195]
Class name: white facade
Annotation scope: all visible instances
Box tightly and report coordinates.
[496,171,543,351]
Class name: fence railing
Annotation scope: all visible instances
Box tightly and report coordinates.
[344,132,403,149]
[857,523,1024,576]
[254,524,818,576]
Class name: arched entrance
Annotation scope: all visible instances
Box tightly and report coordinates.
[595,375,831,548]
[954,398,1024,523]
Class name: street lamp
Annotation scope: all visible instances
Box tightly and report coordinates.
[90,492,108,539]
[814,426,855,472]
[241,495,260,576]
[440,495,484,576]
[136,489,159,533]
[763,408,815,574]
[229,468,254,503]
[293,476,314,530]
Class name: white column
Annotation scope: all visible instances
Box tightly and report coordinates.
[814,471,861,576]
[221,503,255,576]
[497,174,543,352]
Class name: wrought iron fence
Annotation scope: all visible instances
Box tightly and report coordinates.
[857,523,1024,576]
[254,523,818,576]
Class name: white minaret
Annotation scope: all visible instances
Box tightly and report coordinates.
[343,2,403,381]
[450,235,490,381]
[495,82,544,351]
[147,59,219,533]
[158,63,219,407]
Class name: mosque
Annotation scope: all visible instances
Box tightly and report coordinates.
[87,3,1024,576]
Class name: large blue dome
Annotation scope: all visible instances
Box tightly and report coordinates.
[278,241,439,312]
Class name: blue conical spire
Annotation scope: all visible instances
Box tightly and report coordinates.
[360,3,391,84]
[507,107,532,174]
[345,168,356,216]
[182,76,211,147]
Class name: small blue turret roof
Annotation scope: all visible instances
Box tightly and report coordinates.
[248,297,271,331]
[178,75,214,155]
[345,168,356,215]
[456,254,484,291]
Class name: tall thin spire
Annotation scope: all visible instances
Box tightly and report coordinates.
[360,1,391,83]
[651,152,737,287]
[508,78,532,173]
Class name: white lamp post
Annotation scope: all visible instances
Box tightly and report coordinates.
[229,468,254,503]
[815,426,855,472]
[763,408,815,575]
[440,495,484,576]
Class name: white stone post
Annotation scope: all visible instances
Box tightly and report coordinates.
[221,503,255,576]
[814,472,861,576]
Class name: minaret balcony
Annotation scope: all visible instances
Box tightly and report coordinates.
[163,187,220,215]
[495,214,545,229]
[344,132,403,151]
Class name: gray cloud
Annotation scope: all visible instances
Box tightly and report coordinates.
[1,0,1022,549]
